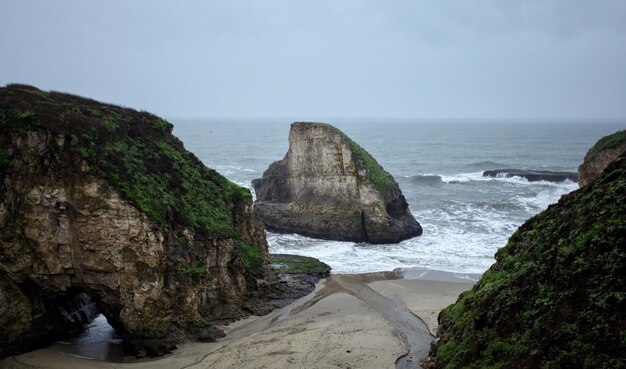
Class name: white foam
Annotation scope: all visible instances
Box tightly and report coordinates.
[425,171,576,186]
[267,178,578,275]
[267,222,502,275]
[514,181,579,211]
[439,171,484,183]
[429,171,529,184]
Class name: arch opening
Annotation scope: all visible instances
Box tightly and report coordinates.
[41,289,126,362]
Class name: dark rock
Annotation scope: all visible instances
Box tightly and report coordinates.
[482,169,578,182]
[243,254,331,315]
[252,122,422,244]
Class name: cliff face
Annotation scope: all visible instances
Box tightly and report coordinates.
[578,129,626,187]
[425,151,626,368]
[0,85,272,358]
[252,122,421,244]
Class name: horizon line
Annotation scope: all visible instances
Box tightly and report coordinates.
[166,116,626,122]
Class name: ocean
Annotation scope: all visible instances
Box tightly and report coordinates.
[172,119,623,278]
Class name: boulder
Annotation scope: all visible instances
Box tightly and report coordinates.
[252,122,422,244]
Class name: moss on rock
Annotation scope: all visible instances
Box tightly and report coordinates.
[270,254,331,276]
[588,129,626,157]
[0,84,248,239]
[428,153,626,369]
[253,122,421,243]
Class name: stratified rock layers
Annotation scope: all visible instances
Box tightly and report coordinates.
[0,85,272,358]
[252,122,421,244]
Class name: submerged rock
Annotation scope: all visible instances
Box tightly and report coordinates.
[425,140,626,368]
[270,254,331,278]
[252,122,422,244]
[578,129,626,187]
[0,84,283,358]
[482,169,578,182]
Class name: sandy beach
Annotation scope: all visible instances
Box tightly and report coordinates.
[0,274,473,369]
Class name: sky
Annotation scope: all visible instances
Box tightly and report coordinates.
[1,0,626,119]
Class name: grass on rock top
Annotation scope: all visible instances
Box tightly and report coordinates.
[587,129,626,157]
[270,254,331,275]
[0,84,250,240]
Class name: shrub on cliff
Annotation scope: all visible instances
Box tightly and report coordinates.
[428,153,626,369]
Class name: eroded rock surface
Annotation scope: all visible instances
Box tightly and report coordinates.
[578,129,626,187]
[252,122,421,244]
[0,85,279,358]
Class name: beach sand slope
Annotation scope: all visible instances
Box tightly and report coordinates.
[1,276,472,369]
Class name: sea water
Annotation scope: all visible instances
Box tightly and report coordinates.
[172,119,623,277]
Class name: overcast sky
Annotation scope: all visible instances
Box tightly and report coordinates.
[1,1,625,119]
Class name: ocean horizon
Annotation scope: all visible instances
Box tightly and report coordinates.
[172,118,625,277]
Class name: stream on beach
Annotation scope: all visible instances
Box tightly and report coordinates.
[44,273,470,369]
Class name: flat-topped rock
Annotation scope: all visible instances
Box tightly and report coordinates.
[482,169,578,183]
[252,122,422,244]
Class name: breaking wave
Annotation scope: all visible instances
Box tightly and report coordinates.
[268,174,578,275]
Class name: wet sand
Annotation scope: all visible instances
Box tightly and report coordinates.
[0,274,473,369]
[369,278,476,335]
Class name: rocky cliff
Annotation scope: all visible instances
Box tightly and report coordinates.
[252,122,422,244]
[425,145,626,368]
[578,129,626,187]
[0,84,275,358]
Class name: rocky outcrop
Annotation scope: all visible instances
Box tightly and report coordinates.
[578,129,626,187]
[482,169,578,182]
[425,148,626,367]
[0,84,280,358]
[252,122,422,244]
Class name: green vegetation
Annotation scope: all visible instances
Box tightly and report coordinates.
[304,122,393,194]
[182,267,206,279]
[239,242,262,270]
[181,257,206,279]
[0,84,250,239]
[431,154,626,369]
[588,129,626,157]
[0,108,40,130]
[270,254,331,275]
[0,107,42,194]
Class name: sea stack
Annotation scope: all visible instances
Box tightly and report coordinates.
[252,122,422,244]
